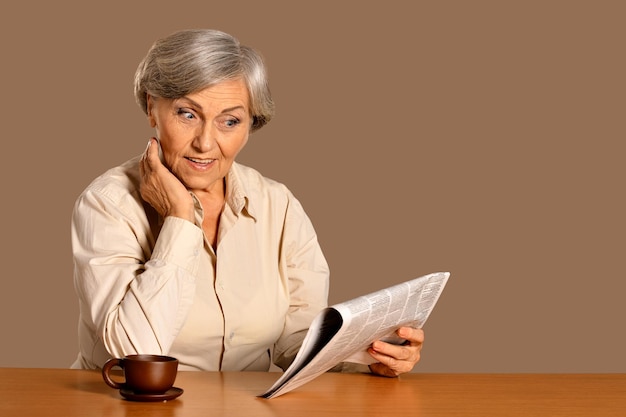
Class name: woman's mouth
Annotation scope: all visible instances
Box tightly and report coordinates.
[185,156,215,169]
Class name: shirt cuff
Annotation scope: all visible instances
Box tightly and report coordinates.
[151,216,203,275]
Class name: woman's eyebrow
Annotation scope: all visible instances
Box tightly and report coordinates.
[177,96,202,108]
[220,105,246,114]
[177,98,246,114]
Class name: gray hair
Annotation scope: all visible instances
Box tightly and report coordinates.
[134,29,274,131]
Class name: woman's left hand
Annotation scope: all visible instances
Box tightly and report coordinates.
[367,327,425,377]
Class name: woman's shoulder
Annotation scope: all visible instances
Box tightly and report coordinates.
[231,162,293,197]
[77,155,142,205]
[229,163,315,223]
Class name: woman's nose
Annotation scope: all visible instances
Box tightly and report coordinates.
[193,124,216,151]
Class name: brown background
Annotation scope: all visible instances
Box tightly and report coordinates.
[0,1,624,372]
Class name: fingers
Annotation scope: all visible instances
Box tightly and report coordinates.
[399,327,425,345]
[139,138,195,221]
[139,138,169,216]
[143,138,160,166]
[368,327,424,377]
[140,138,156,177]
[369,362,402,378]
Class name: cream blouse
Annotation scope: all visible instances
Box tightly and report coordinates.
[71,156,329,371]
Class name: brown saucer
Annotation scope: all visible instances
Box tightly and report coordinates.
[119,387,183,402]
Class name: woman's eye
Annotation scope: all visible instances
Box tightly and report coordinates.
[177,109,195,120]
[224,118,240,127]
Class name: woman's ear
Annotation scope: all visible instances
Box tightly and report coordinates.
[147,95,157,128]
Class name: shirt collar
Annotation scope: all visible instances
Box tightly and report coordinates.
[224,162,257,221]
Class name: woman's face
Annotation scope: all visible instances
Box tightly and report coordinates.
[147,78,251,195]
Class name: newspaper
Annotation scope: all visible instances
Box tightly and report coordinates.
[260,271,450,399]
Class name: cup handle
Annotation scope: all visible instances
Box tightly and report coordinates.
[101,358,124,389]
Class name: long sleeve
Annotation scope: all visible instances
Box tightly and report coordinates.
[71,167,203,367]
[272,193,330,371]
[72,158,330,371]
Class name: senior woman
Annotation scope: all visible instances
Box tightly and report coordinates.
[71,28,423,377]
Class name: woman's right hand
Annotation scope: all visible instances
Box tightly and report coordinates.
[139,138,195,222]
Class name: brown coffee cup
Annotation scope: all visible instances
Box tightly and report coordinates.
[101,354,178,394]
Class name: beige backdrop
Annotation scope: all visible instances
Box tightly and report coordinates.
[0,1,624,372]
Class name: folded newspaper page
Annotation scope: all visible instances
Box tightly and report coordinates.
[260,271,450,399]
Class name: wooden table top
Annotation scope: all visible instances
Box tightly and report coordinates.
[1,368,624,416]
